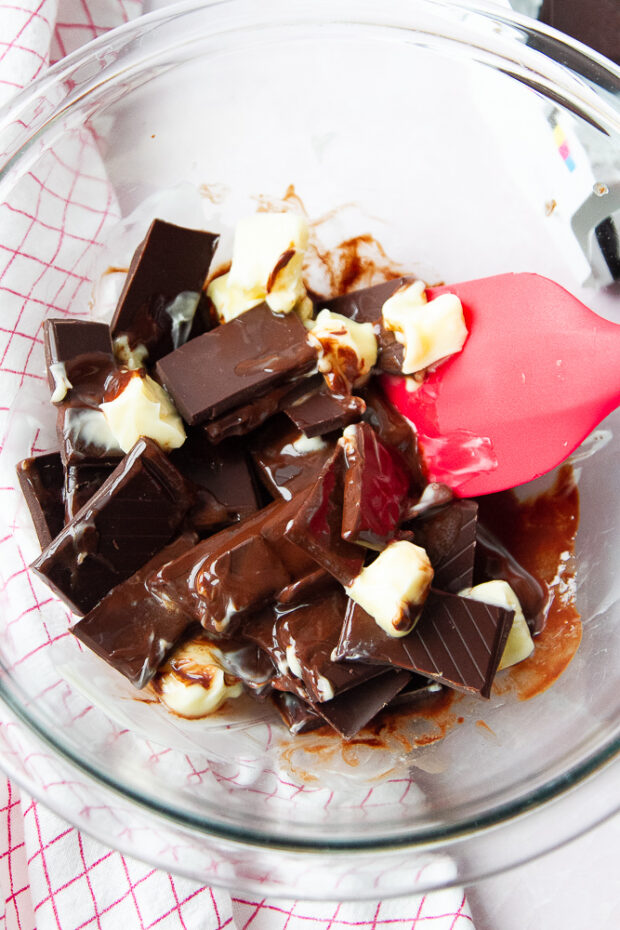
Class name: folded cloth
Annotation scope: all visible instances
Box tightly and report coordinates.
[0,1,475,927]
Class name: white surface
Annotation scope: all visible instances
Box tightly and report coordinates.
[467,810,620,927]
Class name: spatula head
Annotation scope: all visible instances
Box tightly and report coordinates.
[382,273,620,497]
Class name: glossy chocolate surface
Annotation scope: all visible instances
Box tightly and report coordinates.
[251,420,335,501]
[285,383,366,438]
[71,533,197,687]
[341,421,411,547]
[111,220,219,363]
[64,462,116,522]
[204,374,322,443]
[170,429,259,525]
[275,585,381,703]
[32,438,193,615]
[149,492,317,635]
[155,302,318,426]
[16,453,65,548]
[43,319,113,394]
[284,445,365,586]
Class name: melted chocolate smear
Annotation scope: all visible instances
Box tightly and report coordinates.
[485,466,581,700]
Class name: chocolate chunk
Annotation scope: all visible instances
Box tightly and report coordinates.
[170,430,259,524]
[71,533,198,688]
[341,422,411,548]
[276,568,333,607]
[214,638,275,698]
[320,277,416,374]
[251,420,336,502]
[410,500,478,592]
[64,462,116,522]
[149,492,317,635]
[314,669,413,738]
[275,585,381,703]
[57,406,123,467]
[271,691,323,734]
[16,453,65,548]
[44,319,123,466]
[155,302,318,426]
[285,384,366,438]
[284,444,365,586]
[204,374,323,443]
[336,589,514,698]
[363,384,426,491]
[31,438,193,615]
[111,220,219,363]
[43,319,113,395]
[242,605,308,698]
[474,523,548,633]
[321,277,416,324]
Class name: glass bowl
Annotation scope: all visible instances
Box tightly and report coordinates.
[0,0,618,899]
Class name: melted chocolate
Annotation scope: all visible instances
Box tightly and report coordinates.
[250,420,336,501]
[71,533,197,687]
[64,462,115,522]
[284,445,365,586]
[341,421,411,548]
[148,492,317,635]
[44,320,122,466]
[363,384,426,491]
[275,585,381,703]
[16,453,65,548]
[204,374,323,443]
[284,383,366,438]
[474,523,548,632]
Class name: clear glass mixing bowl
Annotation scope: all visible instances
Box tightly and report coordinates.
[0,0,618,899]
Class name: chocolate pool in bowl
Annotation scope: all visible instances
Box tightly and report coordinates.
[0,0,618,899]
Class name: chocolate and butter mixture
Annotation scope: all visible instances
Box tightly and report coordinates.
[19,212,582,741]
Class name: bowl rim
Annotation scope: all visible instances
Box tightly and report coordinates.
[0,0,619,882]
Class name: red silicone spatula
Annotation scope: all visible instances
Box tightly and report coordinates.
[381,272,620,497]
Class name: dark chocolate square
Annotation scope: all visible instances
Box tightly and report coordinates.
[16,453,65,548]
[336,589,514,698]
[155,302,318,426]
[111,219,219,363]
[32,438,193,615]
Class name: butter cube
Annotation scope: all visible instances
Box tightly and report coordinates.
[382,282,468,374]
[346,540,434,637]
[460,580,534,669]
[309,309,378,389]
[208,213,310,322]
[156,640,243,718]
[100,371,186,453]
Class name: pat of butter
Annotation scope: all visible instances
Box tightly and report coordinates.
[49,362,73,403]
[156,640,243,718]
[382,281,468,374]
[308,309,378,388]
[100,372,186,453]
[460,580,534,669]
[346,540,434,637]
[207,213,309,322]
